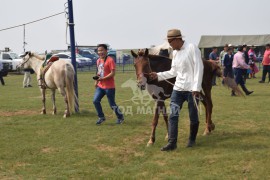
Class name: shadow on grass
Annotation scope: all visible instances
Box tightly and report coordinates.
[198,130,269,150]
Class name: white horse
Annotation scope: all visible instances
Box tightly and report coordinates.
[149,41,173,59]
[20,51,77,118]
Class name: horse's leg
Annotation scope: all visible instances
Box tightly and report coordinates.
[41,88,46,114]
[200,94,209,135]
[59,87,70,118]
[201,92,214,135]
[147,100,160,146]
[51,89,57,115]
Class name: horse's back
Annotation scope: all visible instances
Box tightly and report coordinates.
[44,60,74,88]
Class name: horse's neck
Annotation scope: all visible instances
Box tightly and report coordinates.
[149,55,172,72]
[30,58,43,75]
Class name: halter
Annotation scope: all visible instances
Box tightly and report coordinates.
[17,54,31,69]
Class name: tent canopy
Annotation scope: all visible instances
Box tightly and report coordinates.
[198,34,270,48]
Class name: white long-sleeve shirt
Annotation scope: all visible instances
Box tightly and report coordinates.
[157,41,204,92]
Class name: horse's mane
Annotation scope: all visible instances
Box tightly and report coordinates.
[148,54,172,62]
[31,53,45,61]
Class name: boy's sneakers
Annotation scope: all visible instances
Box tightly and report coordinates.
[96,117,106,125]
[116,118,124,124]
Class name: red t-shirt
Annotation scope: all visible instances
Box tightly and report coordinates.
[262,49,270,66]
[96,56,116,89]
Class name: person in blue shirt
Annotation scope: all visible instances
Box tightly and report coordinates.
[209,47,220,86]
[223,48,235,95]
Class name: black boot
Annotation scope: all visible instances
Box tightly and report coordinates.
[161,143,177,151]
[240,84,253,95]
[231,90,236,96]
[186,123,199,148]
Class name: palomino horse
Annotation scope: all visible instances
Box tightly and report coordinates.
[20,51,77,118]
[131,49,243,146]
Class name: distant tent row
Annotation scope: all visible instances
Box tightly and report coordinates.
[198,34,270,59]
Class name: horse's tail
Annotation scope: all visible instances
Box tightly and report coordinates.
[206,60,244,97]
[222,77,245,97]
[65,64,78,113]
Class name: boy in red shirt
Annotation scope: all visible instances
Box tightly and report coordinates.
[93,44,124,125]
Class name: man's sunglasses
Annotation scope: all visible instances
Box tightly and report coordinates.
[168,38,176,43]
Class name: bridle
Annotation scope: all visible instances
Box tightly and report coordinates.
[16,53,31,70]
[134,55,154,83]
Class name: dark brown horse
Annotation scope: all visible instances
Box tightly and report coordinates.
[131,49,242,146]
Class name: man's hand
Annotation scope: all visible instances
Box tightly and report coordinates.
[192,91,200,98]
[149,72,158,80]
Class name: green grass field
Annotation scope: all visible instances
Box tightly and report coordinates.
[0,71,270,179]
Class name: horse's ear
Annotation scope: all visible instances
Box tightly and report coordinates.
[144,48,149,56]
[131,50,138,58]
[21,51,30,57]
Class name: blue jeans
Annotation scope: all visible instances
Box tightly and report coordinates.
[234,68,246,85]
[93,87,123,119]
[168,90,199,144]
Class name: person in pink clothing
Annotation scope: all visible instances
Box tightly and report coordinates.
[247,45,259,78]
[233,45,254,95]
[259,44,270,83]
[248,45,257,60]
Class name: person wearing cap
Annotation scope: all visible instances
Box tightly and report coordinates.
[223,48,235,95]
[259,44,270,83]
[228,44,236,54]
[149,29,204,151]
[219,44,229,67]
[209,47,219,86]
[232,45,254,95]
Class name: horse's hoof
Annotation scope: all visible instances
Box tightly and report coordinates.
[203,129,211,136]
[211,123,215,131]
[147,140,154,147]
[40,111,46,115]
[63,113,70,118]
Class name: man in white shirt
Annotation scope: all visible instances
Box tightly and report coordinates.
[150,29,204,151]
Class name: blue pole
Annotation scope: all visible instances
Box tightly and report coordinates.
[67,0,79,112]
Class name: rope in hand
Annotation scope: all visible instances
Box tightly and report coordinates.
[148,72,203,115]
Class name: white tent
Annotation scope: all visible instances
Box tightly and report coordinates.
[198,34,270,48]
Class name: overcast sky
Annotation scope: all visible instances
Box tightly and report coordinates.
[1,0,270,54]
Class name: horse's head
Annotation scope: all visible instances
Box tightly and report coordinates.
[207,60,222,77]
[131,48,152,90]
[18,51,45,70]
[18,51,33,69]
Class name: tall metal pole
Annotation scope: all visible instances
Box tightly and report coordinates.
[23,24,26,52]
[67,0,79,112]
